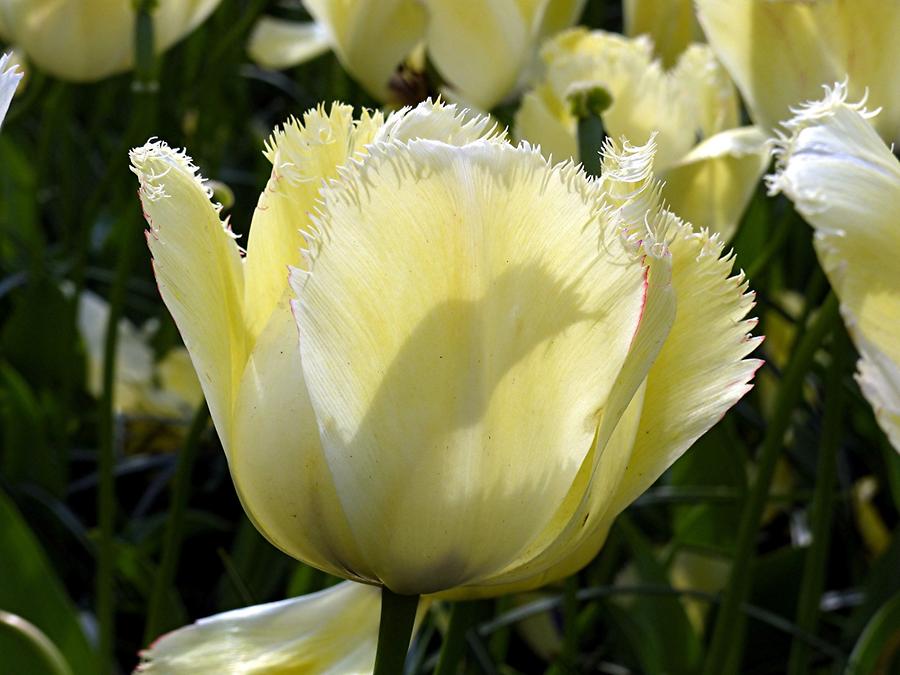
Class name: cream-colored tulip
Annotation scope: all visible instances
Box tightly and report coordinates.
[136,582,385,674]
[131,99,759,597]
[696,0,900,144]
[768,83,900,452]
[515,29,769,240]
[0,51,22,127]
[248,1,426,102]
[623,0,703,66]
[0,0,221,82]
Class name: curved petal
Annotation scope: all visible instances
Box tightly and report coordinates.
[247,17,332,70]
[136,582,383,674]
[130,141,247,454]
[768,84,900,450]
[514,83,577,161]
[0,52,23,129]
[243,104,383,342]
[662,126,770,241]
[292,139,648,594]
[696,0,900,142]
[623,0,702,67]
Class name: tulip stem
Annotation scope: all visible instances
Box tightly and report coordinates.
[373,587,420,675]
[702,292,839,675]
[435,601,479,675]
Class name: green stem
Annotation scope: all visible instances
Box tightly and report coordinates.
[0,610,73,675]
[373,587,420,675]
[143,402,210,643]
[786,329,844,675]
[702,292,840,675]
[435,601,478,675]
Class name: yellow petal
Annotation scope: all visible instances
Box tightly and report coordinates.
[243,103,383,343]
[292,139,649,594]
[0,0,220,82]
[662,126,770,241]
[136,582,383,674]
[514,83,577,161]
[768,84,900,450]
[696,0,900,142]
[247,17,331,70]
[130,141,247,453]
[304,0,426,100]
[623,0,703,67]
[669,44,739,138]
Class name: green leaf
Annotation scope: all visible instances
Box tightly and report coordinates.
[0,489,97,674]
[845,592,900,675]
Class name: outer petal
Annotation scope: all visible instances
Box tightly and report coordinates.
[768,84,900,450]
[0,51,23,128]
[130,141,247,454]
[292,139,649,594]
[696,0,900,142]
[247,17,331,70]
[304,0,426,101]
[623,0,703,67]
[136,582,383,674]
[243,104,383,343]
[662,126,770,241]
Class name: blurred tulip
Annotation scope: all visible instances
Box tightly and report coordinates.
[696,0,900,143]
[136,581,395,673]
[623,0,703,66]
[130,99,759,597]
[248,1,426,102]
[0,0,221,82]
[768,83,900,453]
[515,29,769,240]
[0,50,22,127]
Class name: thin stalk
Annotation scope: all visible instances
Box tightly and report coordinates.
[0,610,73,675]
[435,601,479,675]
[373,588,420,675]
[702,292,840,675]
[786,330,845,675]
[143,402,210,643]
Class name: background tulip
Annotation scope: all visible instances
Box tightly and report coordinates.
[623,0,703,66]
[515,29,769,240]
[696,0,900,144]
[768,83,900,452]
[130,100,760,600]
[0,0,221,82]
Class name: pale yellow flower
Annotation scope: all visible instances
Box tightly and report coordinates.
[130,99,759,597]
[623,0,703,67]
[0,50,22,127]
[515,29,769,240]
[136,582,386,674]
[768,83,900,452]
[696,0,900,143]
[0,0,221,82]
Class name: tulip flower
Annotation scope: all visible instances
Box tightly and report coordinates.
[0,0,221,82]
[623,0,703,67]
[130,99,759,604]
[0,51,22,127]
[137,582,388,673]
[696,0,900,144]
[767,83,900,452]
[516,29,769,241]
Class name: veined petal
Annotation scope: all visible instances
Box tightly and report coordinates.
[231,294,372,581]
[623,0,703,67]
[130,141,247,454]
[136,582,383,674]
[243,103,383,342]
[247,17,332,70]
[0,52,23,129]
[696,0,900,142]
[292,139,648,594]
[768,84,900,451]
[662,126,770,241]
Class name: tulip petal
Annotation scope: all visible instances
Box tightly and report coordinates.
[247,17,332,70]
[243,104,383,342]
[768,84,900,450]
[231,294,372,581]
[375,99,507,145]
[623,0,702,67]
[292,139,648,594]
[130,141,247,452]
[0,52,23,128]
[514,83,577,161]
[662,126,770,241]
[136,581,383,674]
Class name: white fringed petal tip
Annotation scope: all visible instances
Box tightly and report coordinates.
[0,52,24,129]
